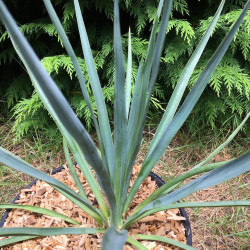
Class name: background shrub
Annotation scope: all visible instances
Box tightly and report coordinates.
[0,0,249,140]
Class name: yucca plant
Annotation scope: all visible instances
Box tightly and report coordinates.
[0,0,249,249]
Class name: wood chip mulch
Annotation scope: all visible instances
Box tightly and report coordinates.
[0,165,187,249]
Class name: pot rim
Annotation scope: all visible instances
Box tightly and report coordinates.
[149,171,192,246]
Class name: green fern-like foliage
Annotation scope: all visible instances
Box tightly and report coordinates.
[161,0,250,133]
[1,0,249,140]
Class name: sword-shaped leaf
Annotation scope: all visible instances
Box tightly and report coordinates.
[0,236,37,247]
[42,0,101,141]
[124,201,250,229]
[148,0,226,155]
[73,0,114,180]
[134,235,195,250]
[147,0,173,96]
[0,204,79,225]
[133,160,231,214]
[0,227,105,237]
[126,237,147,250]
[113,0,128,205]
[125,28,132,119]
[63,138,87,198]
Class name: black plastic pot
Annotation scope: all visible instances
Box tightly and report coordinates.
[0,165,192,246]
[149,172,192,246]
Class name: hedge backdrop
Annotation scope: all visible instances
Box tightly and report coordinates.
[0,0,249,139]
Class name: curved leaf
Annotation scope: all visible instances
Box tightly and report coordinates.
[0,236,37,247]
[133,160,232,213]
[0,204,79,225]
[124,200,250,228]
[191,112,250,170]
[0,227,105,236]
[134,235,195,250]
[127,236,147,250]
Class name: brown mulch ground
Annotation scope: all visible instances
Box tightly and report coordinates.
[0,165,187,249]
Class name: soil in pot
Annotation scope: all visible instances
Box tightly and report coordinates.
[0,165,189,249]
